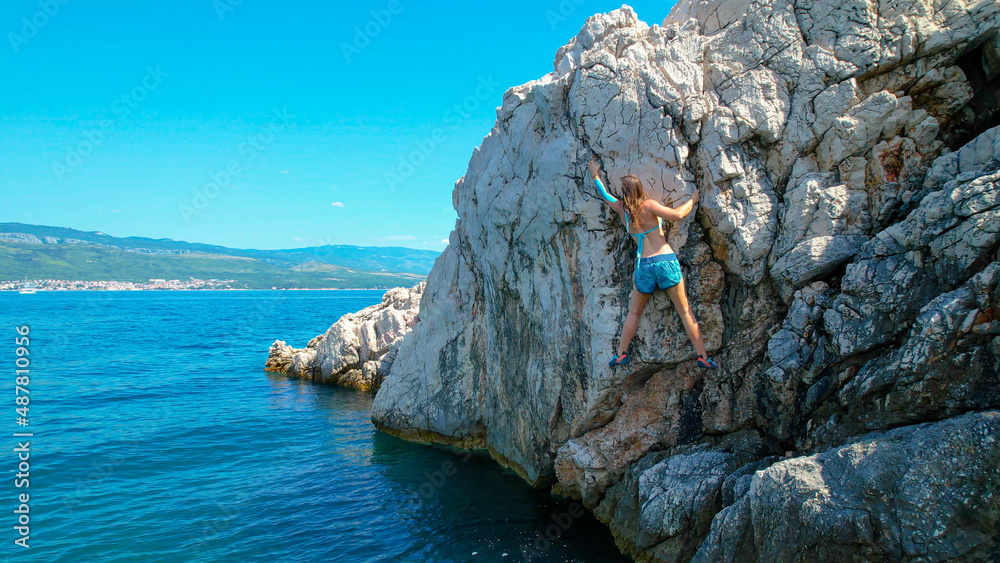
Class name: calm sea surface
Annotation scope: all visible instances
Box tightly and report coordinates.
[0,290,627,563]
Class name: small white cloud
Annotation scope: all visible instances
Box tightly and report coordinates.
[331,201,345,208]
[280,170,290,174]
[293,237,303,242]
[382,235,416,241]
[440,238,449,244]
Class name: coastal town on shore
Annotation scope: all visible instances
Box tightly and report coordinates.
[1,278,242,291]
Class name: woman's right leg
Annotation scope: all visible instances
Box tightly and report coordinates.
[665,278,708,358]
[618,288,651,355]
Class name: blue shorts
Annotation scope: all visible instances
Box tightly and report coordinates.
[634,254,683,294]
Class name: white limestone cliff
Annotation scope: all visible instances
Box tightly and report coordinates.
[285,0,1000,559]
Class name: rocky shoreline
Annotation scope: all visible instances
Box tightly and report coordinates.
[268,0,1000,560]
[265,282,423,391]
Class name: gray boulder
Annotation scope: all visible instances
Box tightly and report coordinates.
[694,411,1000,562]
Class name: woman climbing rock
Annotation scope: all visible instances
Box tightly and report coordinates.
[589,158,718,369]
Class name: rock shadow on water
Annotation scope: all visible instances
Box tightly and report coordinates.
[260,373,629,561]
[369,431,630,562]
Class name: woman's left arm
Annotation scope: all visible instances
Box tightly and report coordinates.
[589,159,625,216]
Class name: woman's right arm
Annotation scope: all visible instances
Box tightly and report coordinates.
[648,189,700,221]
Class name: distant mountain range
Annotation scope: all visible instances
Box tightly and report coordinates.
[0,223,440,289]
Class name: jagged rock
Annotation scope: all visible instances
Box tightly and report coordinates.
[761,281,837,443]
[553,365,721,509]
[823,148,1000,358]
[264,340,298,373]
[693,411,1000,562]
[594,449,736,562]
[769,172,870,299]
[815,262,1000,445]
[264,282,423,391]
[280,0,1000,560]
[593,435,771,562]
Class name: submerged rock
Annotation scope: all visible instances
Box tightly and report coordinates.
[265,283,423,391]
[282,0,1000,559]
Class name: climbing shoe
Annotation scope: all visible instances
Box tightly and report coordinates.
[609,352,630,366]
[697,355,718,369]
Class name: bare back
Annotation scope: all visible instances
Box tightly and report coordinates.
[621,199,674,257]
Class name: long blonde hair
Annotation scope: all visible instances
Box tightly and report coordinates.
[620,174,647,229]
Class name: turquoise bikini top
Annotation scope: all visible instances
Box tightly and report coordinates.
[595,177,662,268]
[624,214,662,268]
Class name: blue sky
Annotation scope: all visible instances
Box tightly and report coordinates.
[1,0,674,251]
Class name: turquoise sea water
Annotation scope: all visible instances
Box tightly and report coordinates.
[0,291,627,562]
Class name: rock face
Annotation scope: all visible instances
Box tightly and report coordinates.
[692,411,1000,562]
[265,283,423,391]
[367,0,1000,560]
